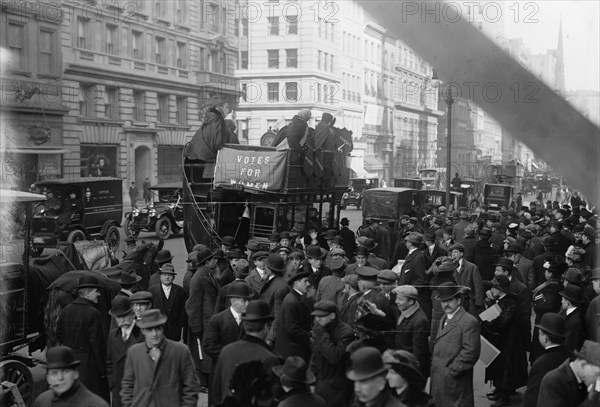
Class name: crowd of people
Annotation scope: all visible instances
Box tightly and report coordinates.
[33,196,600,407]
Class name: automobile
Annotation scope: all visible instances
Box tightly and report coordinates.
[393,178,423,189]
[361,187,418,223]
[31,177,123,255]
[483,183,515,211]
[415,189,462,213]
[341,177,379,209]
[124,182,183,239]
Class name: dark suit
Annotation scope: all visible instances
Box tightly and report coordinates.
[456,259,485,317]
[523,345,571,407]
[339,292,360,329]
[399,249,430,317]
[245,268,266,294]
[275,290,313,361]
[421,244,447,269]
[395,304,430,378]
[340,226,356,258]
[537,360,588,407]
[106,325,144,407]
[150,283,187,341]
[561,307,586,354]
[510,276,532,348]
[532,251,554,289]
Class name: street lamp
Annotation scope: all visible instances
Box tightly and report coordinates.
[445,87,454,208]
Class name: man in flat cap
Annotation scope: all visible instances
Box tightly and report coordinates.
[448,242,485,316]
[339,274,361,329]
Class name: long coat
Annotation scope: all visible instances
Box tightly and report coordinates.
[120,339,200,407]
[310,318,354,407]
[465,239,497,281]
[537,360,588,407]
[278,388,327,407]
[275,290,313,361]
[340,226,356,258]
[399,249,430,317]
[430,307,481,407]
[530,278,563,362]
[339,292,360,329]
[456,259,485,316]
[185,108,226,162]
[203,309,244,361]
[523,345,571,407]
[33,380,109,407]
[58,297,109,401]
[106,325,144,407]
[149,283,187,341]
[211,335,280,406]
[395,304,430,378]
[509,276,532,348]
[560,307,586,354]
[481,294,528,390]
[585,294,600,342]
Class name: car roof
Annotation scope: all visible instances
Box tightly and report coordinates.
[484,183,515,188]
[149,182,182,190]
[364,187,417,193]
[35,177,122,185]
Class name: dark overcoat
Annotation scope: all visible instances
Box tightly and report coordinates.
[465,239,497,281]
[58,297,109,401]
[399,249,430,317]
[561,307,586,354]
[339,292,360,329]
[537,360,588,407]
[530,278,563,362]
[509,276,532,348]
[395,304,430,378]
[106,325,144,407]
[523,345,571,407]
[185,108,226,162]
[149,283,187,341]
[278,388,327,407]
[585,294,600,342]
[456,260,485,316]
[203,309,244,361]
[275,290,313,361]
[33,380,109,407]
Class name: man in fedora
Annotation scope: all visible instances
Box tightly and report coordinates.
[310,300,354,406]
[273,356,326,406]
[448,242,485,317]
[359,237,388,270]
[430,281,481,407]
[585,268,600,342]
[399,232,430,318]
[150,249,174,287]
[523,313,571,407]
[120,309,199,407]
[149,264,186,342]
[275,268,313,361]
[339,217,356,259]
[302,245,332,289]
[117,272,141,298]
[219,235,237,254]
[258,254,290,345]
[346,246,377,275]
[203,282,252,405]
[33,346,109,407]
[186,247,219,390]
[216,259,252,312]
[106,297,144,407]
[211,300,280,405]
[559,284,586,354]
[538,340,600,407]
[58,274,109,402]
[346,347,402,406]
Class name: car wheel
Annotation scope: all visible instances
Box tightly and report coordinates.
[124,218,140,238]
[155,217,172,239]
[0,359,33,406]
[105,225,121,253]
[67,229,86,243]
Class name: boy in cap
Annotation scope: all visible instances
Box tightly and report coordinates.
[149,264,187,342]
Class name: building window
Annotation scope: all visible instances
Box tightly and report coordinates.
[330,55,334,72]
[268,17,279,35]
[8,22,25,70]
[176,42,187,68]
[80,145,117,177]
[133,90,145,121]
[105,24,118,55]
[267,83,279,102]
[287,17,298,34]
[155,36,166,64]
[132,30,143,60]
[39,29,56,75]
[199,47,206,70]
[79,83,98,118]
[240,51,248,69]
[267,49,279,68]
[234,18,239,37]
[286,49,297,68]
[318,50,322,70]
[157,94,169,123]
[324,52,329,72]
[77,18,91,49]
[176,0,187,25]
[105,87,119,119]
[241,83,247,101]
[206,2,219,32]
[285,82,298,102]
[176,96,187,125]
[242,17,248,36]
[158,146,184,183]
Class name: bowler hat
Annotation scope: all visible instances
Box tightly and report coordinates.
[505,243,522,254]
[220,236,236,247]
[448,243,465,252]
[491,274,513,294]
[563,268,583,284]
[494,258,515,272]
[155,249,173,264]
[129,291,152,303]
[436,282,463,301]
[405,232,423,245]
[159,264,177,275]
[264,253,286,273]
[227,282,252,298]
[288,268,310,285]
[322,230,338,240]
[119,272,142,285]
[574,340,600,367]
[479,228,492,238]
[381,349,425,382]
[346,347,388,381]
[109,296,133,317]
[534,312,567,338]
[46,346,81,370]
[377,270,397,284]
[242,300,273,322]
[559,285,584,305]
[330,235,345,245]
[424,232,436,241]
[355,246,369,256]
[186,251,199,264]
[356,266,379,280]
[361,238,378,252]
[311,300,338,316]
[273,356,316,384]
[234,263,250,277]
[279,231,293,240]
[252,251,269,261]
[269,232,281,242]
[135,309,167,329]
[226,249,243,259]
[306,245,325,259]
[393,285,418,300]
[75,275,102,290]
[340,217,350,226]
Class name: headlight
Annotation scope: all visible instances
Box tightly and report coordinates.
[343,193,349,199]
[149,209,157,217]
[133,209,140,215]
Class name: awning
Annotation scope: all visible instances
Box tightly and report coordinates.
[2,148,70,154]
[364,156,385,171]
[350,157,377,178]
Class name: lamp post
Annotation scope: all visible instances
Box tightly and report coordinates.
[445,87,454,208]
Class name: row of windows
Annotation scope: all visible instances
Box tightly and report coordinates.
[266,49,297,69]
[317,50,334,73]
[266,16,298,36]
[317,18,335,41]
[6,20,59,75]
[78,84,189,125]
[240,82,338,104]
[341,31,361,59]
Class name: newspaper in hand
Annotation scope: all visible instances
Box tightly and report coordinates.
[479,303,501,322]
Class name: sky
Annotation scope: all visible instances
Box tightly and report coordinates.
[500,1,599,91]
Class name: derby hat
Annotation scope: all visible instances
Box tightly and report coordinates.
[226,248,243,259]
[356,266,379,281]
[129,291,152,303]
[340,217,350,226]
[330,235,345,245]
[135,309,167,329]
[574,340,600,366]
[505,243,523,254]
[355,246,369,256]
[377,269,397,284]
[491,274,513,294]
[306,245,325,259]
[360,238,378,252]
[322,229,338,240]
[264,253,286,273]
[75,274,102,290]
[46,346,81,370]
[242,300,273,322]
[119,272,142,285]
[479,228,492,238]
[109,296,133,317]
[269,232,281,242]
[494,258,515,272]
[155,249,173,264]
[393,285,418,300]
[559,284,584,305]
[252,251,269,261]
[226,282,253,298]
[212,249,227,259]
[436,281,463,301]
[405,232,423,245]
[159,264,177,275]
[381,349,425,382]
[424,232,436,241]
[346,347,388,381]
[273,356,316,384]
[563,268,583,284]
[279,231,293,240]
[220,236,236,247]
[534,312,567,338]
[186,251,199,265]
[311,300,338,316]
[288,268,310,285]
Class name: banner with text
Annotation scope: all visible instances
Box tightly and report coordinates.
[213,147,288,191]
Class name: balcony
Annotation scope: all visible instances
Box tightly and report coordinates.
[197,71,238,90]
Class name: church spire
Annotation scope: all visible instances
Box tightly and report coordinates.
[555,16,566,94]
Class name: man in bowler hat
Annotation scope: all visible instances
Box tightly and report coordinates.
[346,347,402,406]
[273,356,326,406]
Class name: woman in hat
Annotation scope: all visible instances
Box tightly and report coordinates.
[382,350,435,407]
